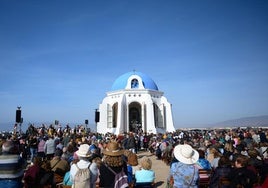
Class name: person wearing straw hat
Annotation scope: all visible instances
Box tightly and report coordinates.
[167,144,199,188]
[99,141,128,188]
[70,144,99,188]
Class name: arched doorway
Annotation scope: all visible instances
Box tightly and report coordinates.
[112,103,118,128]
[129,102,142,133]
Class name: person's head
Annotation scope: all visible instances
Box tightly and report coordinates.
[42,160,52,171]
[66,143,75,153]
[92,157,102,168]
[197,149,206,159]
[224,142,234,152]
[173,144,199,165]
[76,144,91,160]
[123,150,132,158]
[33,156,43,166]
[218,156,232,167]
[54,148,63,158]
[247,149,259,159]
[102,141,125,167]
[127,153,138,166]
[2,140,16,154]
[235,155,249,168]
[209,147,222,158]
[140,156,152,170]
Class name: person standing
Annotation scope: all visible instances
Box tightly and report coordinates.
[143,133,149,151]
[44,135,56,160]
[28,135,38,162]
[37,136,46,160]
[126,133,136,153]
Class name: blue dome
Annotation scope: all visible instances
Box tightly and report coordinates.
[111,71,159,91]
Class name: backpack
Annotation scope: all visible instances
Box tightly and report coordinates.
[105,164,128,188]
[73,163,91,188]
[114,169,128,188]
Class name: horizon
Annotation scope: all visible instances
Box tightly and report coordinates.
[1,1,268,129]
[1,114,268,133]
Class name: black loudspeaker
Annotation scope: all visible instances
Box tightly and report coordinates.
[85,119,88,124]
[16,110,21,123]
[95,111,100,123]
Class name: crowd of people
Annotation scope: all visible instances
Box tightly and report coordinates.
[0,123,267,188]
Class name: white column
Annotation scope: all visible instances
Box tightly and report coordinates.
[141,102,145,132]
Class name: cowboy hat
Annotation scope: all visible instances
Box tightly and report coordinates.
[76,144,91,157]
[102,141,124,156]
[173,144,199,164]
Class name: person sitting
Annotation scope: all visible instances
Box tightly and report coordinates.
[207,147,222,169]
[123,150,134,184]
[167,144,199,188]
[209,155,232,188]
[126,152,139,186]
[128,152,140,178]
[247,149,263,174]
[196,149,211,170]
[23,156,43,188]
[39,159,55,188]
[196,149,212,187]
[0,140,26,188]
[135,156,155,184]
[228,154,257,188]
[70,144,99,188]
[50,148,70,184]
[99,141,128,188]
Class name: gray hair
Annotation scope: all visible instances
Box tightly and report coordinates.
[2,141,14,153]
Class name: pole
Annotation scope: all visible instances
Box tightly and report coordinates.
[20,118,23,135]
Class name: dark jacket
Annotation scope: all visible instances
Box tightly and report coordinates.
[126,136,136,149]
[99,163,128,188]
[228,167,257,188]
[23,164,41,188]
[209,166,232,188]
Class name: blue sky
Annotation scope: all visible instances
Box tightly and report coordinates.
[0,0,268,131]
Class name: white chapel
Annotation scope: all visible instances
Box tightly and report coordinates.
[96,71,176,135]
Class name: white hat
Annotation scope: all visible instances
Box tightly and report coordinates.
[76,144,91,157]
[173,144,199,164]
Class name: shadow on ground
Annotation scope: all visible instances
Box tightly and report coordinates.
[154,181,165,187]
[137,151,154,159]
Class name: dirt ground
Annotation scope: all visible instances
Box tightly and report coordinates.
[136,150,170,188]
